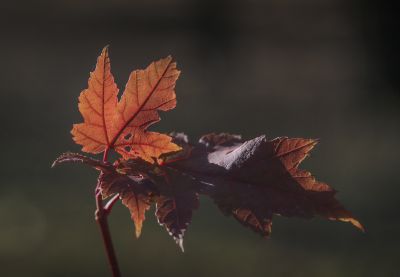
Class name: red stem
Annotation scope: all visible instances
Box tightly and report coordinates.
[103,147,110,162]
[95,147,121,277]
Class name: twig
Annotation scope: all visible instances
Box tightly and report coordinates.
[94,147,121,277]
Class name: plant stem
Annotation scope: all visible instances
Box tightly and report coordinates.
[94,147,121,277]
[103,147,110,162]
[95,191,121,277]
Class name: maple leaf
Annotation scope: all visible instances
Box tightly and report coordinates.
[53,132,363,251]
[154,169,199,252]
[164,133,364,235]
[71,46,181,163]
[99,170,154,238]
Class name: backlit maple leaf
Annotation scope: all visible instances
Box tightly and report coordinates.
[72,46,181,163]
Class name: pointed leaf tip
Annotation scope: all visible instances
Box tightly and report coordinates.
[176,238,184,252]
[101,45,111,58]
[135,223,143,238]
[348,218,365,232]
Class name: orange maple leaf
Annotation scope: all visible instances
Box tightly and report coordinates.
[71,46,181,162]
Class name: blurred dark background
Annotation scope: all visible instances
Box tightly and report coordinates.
[0,0,399,276]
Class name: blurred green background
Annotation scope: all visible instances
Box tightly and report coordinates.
[0,0,399,276]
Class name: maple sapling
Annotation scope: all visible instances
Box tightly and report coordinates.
[53,47,364,277]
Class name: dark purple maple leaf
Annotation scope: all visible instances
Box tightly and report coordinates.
[53,133,363,251]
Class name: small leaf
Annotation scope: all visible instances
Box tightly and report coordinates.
[52,152,111,171]
[154,170,199,251]
[97,165,155,237]
[121,185,152,238]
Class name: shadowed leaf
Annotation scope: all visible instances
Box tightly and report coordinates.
[154,169,199,251]
[53,131,363,250]
[97,165,155,238]
[164,133,364,235]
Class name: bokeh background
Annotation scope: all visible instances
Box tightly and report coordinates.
[0,0,399,276]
